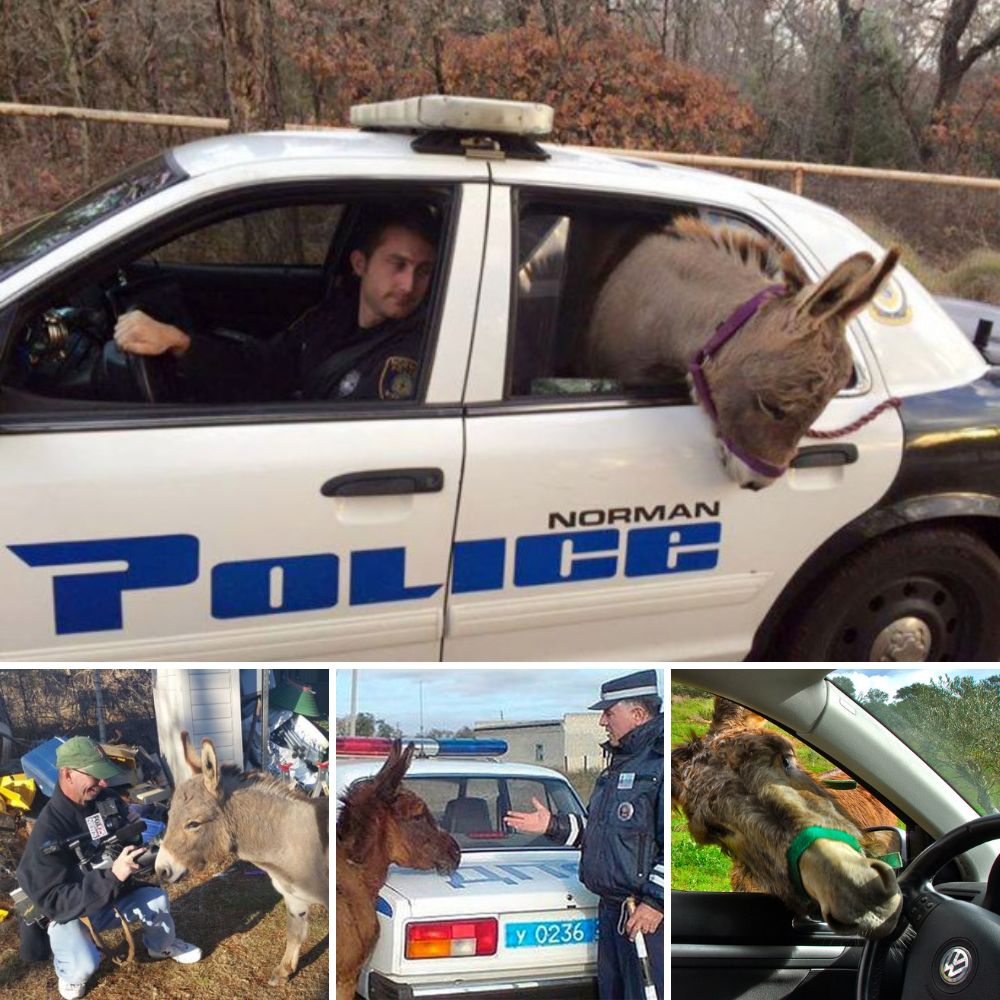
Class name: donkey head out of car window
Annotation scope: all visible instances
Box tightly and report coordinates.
[337,740,460,875]
[671,697,902,939]
[585,217,900,489]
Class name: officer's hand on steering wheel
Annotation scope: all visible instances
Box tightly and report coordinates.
[114,309,191,358]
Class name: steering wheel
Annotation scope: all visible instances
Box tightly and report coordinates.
[857,814,1000,999]
[102,279,183,403]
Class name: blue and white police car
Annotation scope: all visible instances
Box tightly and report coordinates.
[0,95,996,661]
[336,736,598,1000]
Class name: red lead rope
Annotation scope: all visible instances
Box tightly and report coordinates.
[803,396,903,440]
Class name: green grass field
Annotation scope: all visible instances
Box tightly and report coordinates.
[670,689,836,892]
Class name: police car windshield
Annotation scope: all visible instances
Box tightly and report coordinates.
[403,775,585,851]
[0,155,184,280]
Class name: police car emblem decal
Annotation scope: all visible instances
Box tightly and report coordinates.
[868,275,911,325]
[380,356,418,400]
[617,801,635,821]
[338,368,361,397]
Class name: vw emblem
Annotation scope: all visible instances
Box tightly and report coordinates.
[940,946,972,985]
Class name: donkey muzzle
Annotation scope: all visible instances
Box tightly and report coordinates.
[153,845,188,883]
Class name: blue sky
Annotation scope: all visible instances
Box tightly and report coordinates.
[335,667,665,735]
[832,667,997,701]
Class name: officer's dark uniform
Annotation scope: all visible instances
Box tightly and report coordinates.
[17,783,134,926]
[545,671,664,1000]
[177,285,426,403]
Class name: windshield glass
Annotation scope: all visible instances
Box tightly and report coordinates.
[402,774,586,851]
[831,669,1000,816]
[0,155,184,281]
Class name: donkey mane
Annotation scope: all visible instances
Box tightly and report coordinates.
[670,214,789,280]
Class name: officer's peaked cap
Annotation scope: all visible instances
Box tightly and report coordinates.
[589,670,661,711]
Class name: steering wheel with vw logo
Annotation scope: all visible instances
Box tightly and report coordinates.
[858,814,1000,999]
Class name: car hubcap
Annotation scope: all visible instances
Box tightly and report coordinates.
[870,617,932,661]
[832,574,968,661]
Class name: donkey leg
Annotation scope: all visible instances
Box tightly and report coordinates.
[268,893,310,986]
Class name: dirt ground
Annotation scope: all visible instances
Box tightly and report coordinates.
[0,854,328,1000]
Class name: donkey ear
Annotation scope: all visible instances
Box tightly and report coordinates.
[375,740,413,801]
[201,739,221,796]
[796,248,899,327]
[180,730,202,775]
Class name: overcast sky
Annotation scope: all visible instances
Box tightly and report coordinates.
[335,667,665,735]
[832,667,996,701]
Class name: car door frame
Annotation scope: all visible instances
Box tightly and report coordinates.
[0,160,491,660]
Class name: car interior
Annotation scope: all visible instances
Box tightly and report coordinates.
[671,667,1000,1000]
[0,191,449,413]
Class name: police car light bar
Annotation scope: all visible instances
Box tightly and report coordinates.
[349,95,554,137]
[336,736,508,757]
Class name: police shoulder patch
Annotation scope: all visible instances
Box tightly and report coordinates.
[379,356,418,400]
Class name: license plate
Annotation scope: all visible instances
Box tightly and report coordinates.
[505,918,597,948]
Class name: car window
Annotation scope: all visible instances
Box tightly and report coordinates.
[403,774,585,851]
[147,204,344,267]
[670,684,902,894]
[830,671,1000,817]
[0,193,447,413]
[508,197,858,400]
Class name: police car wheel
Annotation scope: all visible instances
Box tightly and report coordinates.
[782,528,1000,662]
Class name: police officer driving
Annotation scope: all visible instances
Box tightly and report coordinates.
[505,670,664,1000]
[16,736,201,1000]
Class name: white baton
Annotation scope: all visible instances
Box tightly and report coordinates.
[626,897,658,1000]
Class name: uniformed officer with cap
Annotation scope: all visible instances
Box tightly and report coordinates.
[505,670,664,1000]
[17,736,202,1000]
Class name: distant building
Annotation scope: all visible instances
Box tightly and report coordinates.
[474,713,606,772]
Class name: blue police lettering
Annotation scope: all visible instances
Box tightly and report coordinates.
[9,535,198,635]
[10,522,721,633]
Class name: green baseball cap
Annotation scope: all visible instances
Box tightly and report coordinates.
[56,736,123,780]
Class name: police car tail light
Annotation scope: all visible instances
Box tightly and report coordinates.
[335,737,508,757]
[405,918,498,959]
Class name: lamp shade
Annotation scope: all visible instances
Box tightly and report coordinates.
[269,681,321,718]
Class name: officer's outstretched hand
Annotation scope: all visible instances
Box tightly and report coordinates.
[504,797,551,834]
[626,901,663,940]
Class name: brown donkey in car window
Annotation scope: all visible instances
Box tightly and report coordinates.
[336,741,461,1000]
[672,697,902,938]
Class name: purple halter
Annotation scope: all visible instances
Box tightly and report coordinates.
[689,284,788,480]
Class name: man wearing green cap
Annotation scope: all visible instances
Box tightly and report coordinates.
[17,735,201,999]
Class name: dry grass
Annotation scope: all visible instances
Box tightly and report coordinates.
[0,860,328,1000]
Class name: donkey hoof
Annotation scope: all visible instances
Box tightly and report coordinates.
[268,966,291,987]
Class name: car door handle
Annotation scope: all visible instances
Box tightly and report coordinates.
[320,468,444,497]
[790,444,859,469]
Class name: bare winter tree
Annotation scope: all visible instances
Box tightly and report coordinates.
[216,0,284,132]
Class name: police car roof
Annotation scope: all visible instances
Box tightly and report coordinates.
[335,756,572,791]
[167,127,777,207]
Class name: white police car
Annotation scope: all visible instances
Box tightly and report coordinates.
[0,95,996,661]
[336,737,598,999]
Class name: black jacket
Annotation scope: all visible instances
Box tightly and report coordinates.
[16,784,131,923]
[547,715,664,911]
[178,286,427,403]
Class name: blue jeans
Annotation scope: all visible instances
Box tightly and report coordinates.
[597,899,664,1000]
[48,885,177,985]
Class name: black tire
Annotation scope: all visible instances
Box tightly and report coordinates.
[782,527,1000,662]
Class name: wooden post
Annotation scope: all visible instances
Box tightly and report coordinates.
[793,167,805,196]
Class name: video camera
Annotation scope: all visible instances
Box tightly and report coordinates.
[12,800,159,926]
